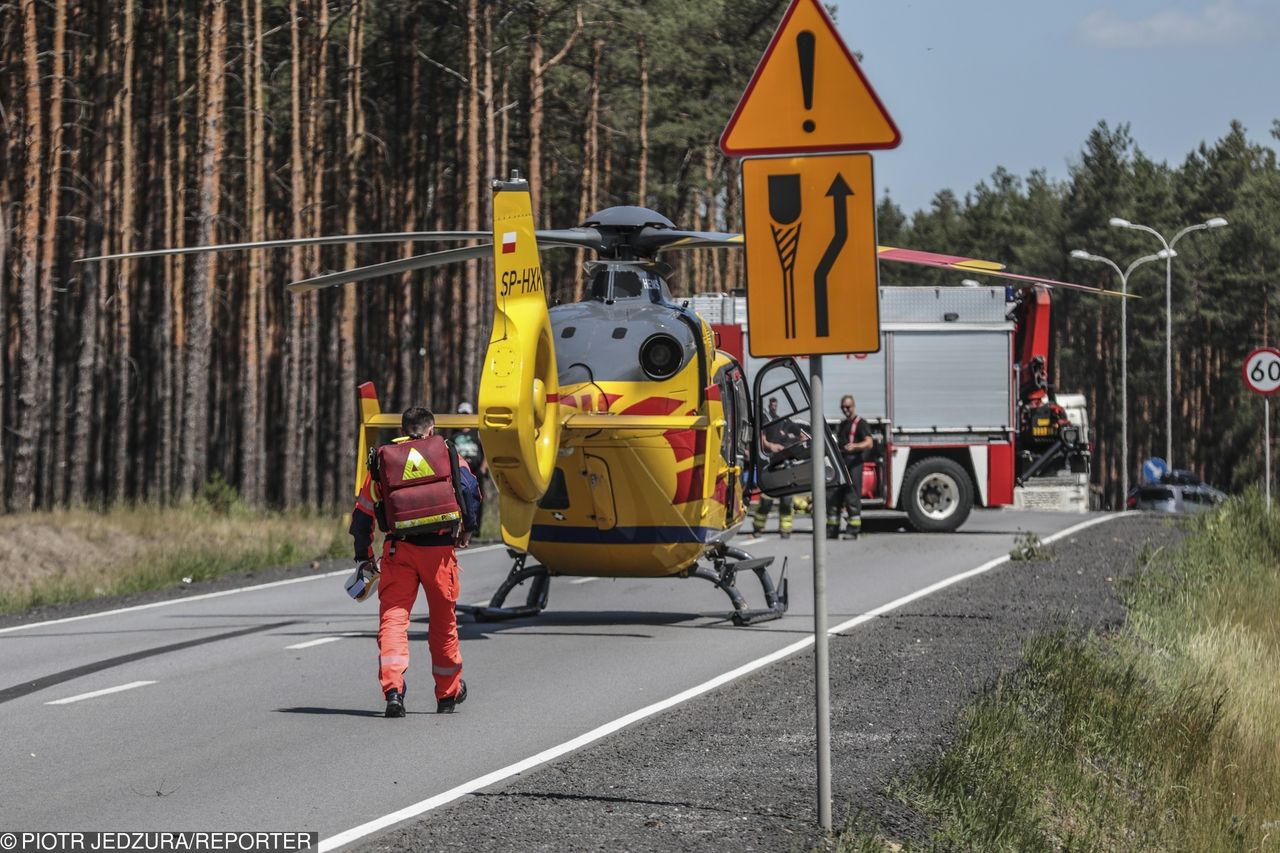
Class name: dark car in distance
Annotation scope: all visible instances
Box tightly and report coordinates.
[1129,481,1227,514]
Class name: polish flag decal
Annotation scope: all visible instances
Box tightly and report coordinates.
[501,231,517,254]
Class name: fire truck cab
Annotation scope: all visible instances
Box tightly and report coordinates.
[692,285,1091,532]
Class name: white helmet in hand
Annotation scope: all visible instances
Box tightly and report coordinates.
[344,559,380,602]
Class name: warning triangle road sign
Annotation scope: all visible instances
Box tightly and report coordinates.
[402,448,436,481]
[719,0,900,157]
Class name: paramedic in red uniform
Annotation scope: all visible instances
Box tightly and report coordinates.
[351,406,482,717]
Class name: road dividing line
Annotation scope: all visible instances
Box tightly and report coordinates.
[738,537,765,546]
[319,511,1132,852]
[0,544,511,636]
[285,637,347,650]
[568,577,597,585]
[46,681,156,705]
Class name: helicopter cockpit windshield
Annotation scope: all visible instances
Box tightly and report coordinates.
[585,262,672,304]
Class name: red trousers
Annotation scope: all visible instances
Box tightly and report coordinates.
[377,540,462,701]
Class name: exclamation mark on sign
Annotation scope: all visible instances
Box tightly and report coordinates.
[797,30,816,133]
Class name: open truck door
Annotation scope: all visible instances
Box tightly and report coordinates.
[751,358,849,497]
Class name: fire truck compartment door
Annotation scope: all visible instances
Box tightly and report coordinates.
[891,331,1011,430]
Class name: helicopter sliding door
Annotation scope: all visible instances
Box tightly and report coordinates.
[752,358,849,497]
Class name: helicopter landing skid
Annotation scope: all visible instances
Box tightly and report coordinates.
[464,552,551,622]
[689,545,789,626]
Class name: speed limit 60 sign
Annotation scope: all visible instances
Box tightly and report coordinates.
[1244,347,1280,395]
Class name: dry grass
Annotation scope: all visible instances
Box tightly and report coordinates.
[837,492,1280,851]
[0,504,347,613]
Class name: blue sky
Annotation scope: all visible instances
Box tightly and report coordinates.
[829,0,1280,216]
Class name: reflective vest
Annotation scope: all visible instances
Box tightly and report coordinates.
[369,435,462,537]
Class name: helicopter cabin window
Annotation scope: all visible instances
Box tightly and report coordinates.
[759,384,812,468]
[716,368,736,465]
[586,264,663,302]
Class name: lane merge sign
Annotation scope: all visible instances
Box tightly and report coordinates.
[1243,347,1280,395]
[741,153,880,356]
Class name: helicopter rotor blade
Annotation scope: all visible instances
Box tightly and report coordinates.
[287,244,493,293]
[534,227,607,251]
[77,231,493,264]
[644,230,745,251]
[874,246,1134,297]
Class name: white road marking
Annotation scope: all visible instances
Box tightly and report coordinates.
[737,537,765,546]
[568,577,597,585]
[285,636,347,650]
[45,681,156,705]
[0,543,511,636]
[320,512,1132,851]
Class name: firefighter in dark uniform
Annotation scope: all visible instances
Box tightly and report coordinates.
[829,394,873,539]
[753,397,807,538]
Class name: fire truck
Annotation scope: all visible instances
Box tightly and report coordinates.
[690,285,1092,532]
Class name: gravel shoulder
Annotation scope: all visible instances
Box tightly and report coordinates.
[355,514,1177,852]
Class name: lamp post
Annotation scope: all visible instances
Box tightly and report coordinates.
[1069,248,1169,505]
[1109,216,1229,467]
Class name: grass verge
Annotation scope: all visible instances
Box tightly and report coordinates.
[0,499,348,614]
[838,493,1280,851]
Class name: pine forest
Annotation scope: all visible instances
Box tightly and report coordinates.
[1,0,1278,513]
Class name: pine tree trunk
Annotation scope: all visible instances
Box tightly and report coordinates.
[283,0,306,507]
[573,39,602,301]
[179,0,227,499]
[461,0,481,403]
[13,0,45,512]
[39,0,68,507]
[238,0,264,505]
[338,0,364,507]
[637,35,649,207]
[113,0,137,503]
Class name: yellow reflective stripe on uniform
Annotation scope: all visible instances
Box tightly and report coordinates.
[396,511,461,530]
[370,481,380,502]
[356,495,375,512]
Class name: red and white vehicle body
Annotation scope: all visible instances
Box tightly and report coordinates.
[692,285,1091,532]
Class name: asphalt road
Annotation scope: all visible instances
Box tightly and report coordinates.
[0,509,1096,844]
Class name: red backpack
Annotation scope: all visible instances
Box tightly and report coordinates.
[369,435,462,537]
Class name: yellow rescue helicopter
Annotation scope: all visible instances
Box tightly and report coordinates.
[84,173,1116,625]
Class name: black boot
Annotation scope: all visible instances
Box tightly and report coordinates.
[384,689,406,718]
[437,679,468,714]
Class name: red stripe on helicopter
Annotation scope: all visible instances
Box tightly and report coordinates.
[546,393,559,404]
[712,473,729,507]
[704,384,721,402]
[621,397,684,416]
[664,428,697,462]
[673,464,705,504]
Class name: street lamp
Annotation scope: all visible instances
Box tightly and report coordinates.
[1109,216,1229,467]
[1069,248,1169,504]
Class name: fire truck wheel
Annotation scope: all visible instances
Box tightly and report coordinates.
[902,457,973,533]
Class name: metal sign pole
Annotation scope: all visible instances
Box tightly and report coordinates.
[1267,396,1272,512]
[810,356,832,831]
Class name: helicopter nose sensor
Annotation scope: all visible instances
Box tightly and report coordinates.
[639,333,684,380]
